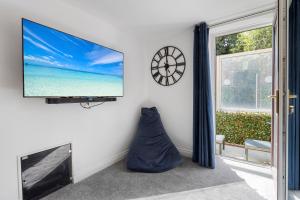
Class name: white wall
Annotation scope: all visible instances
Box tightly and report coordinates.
[142,28,194,153]
[0,0,146,199]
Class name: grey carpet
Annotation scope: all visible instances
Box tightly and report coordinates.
[129,182,267,200]
[43,157,244,200]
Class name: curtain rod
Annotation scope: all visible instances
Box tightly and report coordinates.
[208,7,276,28]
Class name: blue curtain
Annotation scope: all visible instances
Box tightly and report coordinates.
[289,0,300,190]
[192,22,215,169]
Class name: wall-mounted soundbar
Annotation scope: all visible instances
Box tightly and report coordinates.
[45,97,117,104]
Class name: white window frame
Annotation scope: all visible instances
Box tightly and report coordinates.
[208,11,274,116]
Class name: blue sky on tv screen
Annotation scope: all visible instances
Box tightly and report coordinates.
[23,19,123,77]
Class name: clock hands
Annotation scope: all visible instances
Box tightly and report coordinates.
[165,66,168,77]
[167,64,177,67]
[165,55,169,65]
[158,64,177,68]
[155,54,180,77]
[164,65,171,74]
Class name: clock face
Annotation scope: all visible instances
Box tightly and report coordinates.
[151,46,186,86]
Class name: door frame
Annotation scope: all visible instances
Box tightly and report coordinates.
[277,0,289,199]
[209,13,275,155]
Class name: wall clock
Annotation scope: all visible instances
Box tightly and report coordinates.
[151,46,186,86]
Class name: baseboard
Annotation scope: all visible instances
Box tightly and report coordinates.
[74,149,128,183]
[177,146,193,158]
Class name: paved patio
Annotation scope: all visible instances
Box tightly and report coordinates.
[216,143,271,165]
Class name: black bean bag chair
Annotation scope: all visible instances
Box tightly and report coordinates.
[127,107,182,173]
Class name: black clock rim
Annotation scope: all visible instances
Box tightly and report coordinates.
[151,45,186,87]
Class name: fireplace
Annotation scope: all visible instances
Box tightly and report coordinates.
[19,143,73,200]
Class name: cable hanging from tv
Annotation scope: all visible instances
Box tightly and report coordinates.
[80,102,105,109]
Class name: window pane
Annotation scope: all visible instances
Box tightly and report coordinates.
[219,50,272,112]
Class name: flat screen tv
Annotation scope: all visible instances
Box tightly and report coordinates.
[22,19,124,97]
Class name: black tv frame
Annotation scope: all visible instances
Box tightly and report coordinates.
[21,18,124,100]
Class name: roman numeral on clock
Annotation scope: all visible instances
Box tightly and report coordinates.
[164,47,169,56]
[171,75,176,83]
[175,69,183,76]
[151,66,158,70]
[171,47,176,56]
[152,57,159,64]
[153,71,160,79]
[158,50,163,58]
[176,62,185,66]
[166,77,169,86]
[175,53,183,60]
[158,75,163,84]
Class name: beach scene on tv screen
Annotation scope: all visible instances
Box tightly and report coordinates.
[23,19,123,97]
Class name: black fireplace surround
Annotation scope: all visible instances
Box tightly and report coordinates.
[20,144,72,200]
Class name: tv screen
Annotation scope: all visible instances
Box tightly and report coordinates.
[22,19,124,97]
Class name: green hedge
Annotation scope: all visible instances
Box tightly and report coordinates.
[216,111,271,145]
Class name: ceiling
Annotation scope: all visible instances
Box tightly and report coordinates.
[61,0,276,34]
